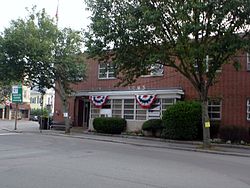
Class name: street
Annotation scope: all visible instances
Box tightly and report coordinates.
[0,121,250,188]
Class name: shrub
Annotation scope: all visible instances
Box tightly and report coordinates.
[142,119,163,137]
[219,125,250,143]
[142,119,163,131]
[210,121,220,139]
[93,117,126,134]
[161,101,202,140]
[30,108,49,118]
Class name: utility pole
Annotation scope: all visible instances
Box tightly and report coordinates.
[14,103,18,130]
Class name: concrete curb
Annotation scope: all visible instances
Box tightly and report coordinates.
[1,127,250,158]
[1,128,23,133]
[41,131,250,158]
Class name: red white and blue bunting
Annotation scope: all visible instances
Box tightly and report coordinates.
[89,96,108,108]
[135,95,157,109]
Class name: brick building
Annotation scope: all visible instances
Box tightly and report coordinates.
[54,52,250,131]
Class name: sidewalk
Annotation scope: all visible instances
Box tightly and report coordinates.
[1,120,250,157]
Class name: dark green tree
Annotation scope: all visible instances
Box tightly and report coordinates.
[0,7,86,133]
[85,0,250,147]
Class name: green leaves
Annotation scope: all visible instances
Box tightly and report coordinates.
[0,7,86,96]
[85,0,250,93]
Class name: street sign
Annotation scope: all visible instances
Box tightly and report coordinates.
[12,85,23,103]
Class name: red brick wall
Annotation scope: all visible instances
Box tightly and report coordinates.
[54,52,250,127]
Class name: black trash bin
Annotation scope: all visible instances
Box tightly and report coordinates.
[39,117,49,130]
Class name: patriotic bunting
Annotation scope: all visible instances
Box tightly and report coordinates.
[89,96,108,108]
[135,95,156,109]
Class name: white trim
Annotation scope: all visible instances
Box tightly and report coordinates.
[208,100,222,120]
[247,53,250,71]
[247,99,250,121]
[75,88,184,98]
[98,62,115,79]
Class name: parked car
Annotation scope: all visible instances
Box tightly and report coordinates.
[29,115,38,121]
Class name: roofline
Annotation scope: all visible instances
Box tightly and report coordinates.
[74,88,184,99]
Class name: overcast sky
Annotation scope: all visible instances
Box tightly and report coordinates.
[0,0,91,32]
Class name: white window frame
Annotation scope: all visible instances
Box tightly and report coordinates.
[247,53,250,71]
[194,56,222,73]
[247,99,250,121]
[90,98,176,121]
[98,63,115,79]
[112,99,123,118]
[141,64,164,77]
[123,99,135,120]
[208,100,222,120]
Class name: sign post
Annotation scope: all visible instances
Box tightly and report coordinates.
[12,85,23,130]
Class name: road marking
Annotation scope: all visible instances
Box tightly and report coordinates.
[0,132,20,136]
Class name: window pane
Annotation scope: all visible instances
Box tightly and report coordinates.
[124,99,134,120]
[211,107,220,111]
[124,110,134,114]
[210,113,220,119]
[136,110,146,115]
[162,99,174,104]
[113,110,122,114]
[124,99,134,103]
[113,99,122,104]
[124,115,134,119]
[113,114,122,118]
[247,99,250,120]
[98,63,115,79]
[208,100,221,120]
[136,115,146,120]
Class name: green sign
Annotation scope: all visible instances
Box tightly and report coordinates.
[12,85,23,103]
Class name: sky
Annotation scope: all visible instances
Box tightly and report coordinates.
[0,0,91,32]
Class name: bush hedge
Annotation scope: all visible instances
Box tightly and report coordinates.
[161,101,202,140]
[210,121,220,139]
[93,117,126,134]
[219,125,250,143]
[142,119,163,131]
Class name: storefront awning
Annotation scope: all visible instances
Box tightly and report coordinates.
[74,88,184,99]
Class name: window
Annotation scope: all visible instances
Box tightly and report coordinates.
[142,64,164,77]
[150,64,164,76]
[123,99,135,120]
[112,99,122,118]
[247,53,250,71]
[247,99,250,121]
[90,103,100,118]
[136,103,147,120]
[90,98,176,120]
[208,100,222,120]
[30,97,36,104]
[147,99,161,119]
[98,63,115,79]
[194,56,222,73]
[161,98,174,111]
[37,96,40,104]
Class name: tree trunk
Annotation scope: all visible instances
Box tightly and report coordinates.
[62,98,71,134]
[200,90,211,148]
[201,100,211,148]
[57,81,71,134]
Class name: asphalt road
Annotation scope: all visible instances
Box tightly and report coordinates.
[0,127,250,188]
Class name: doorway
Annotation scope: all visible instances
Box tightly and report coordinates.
[78,98,90,128]
[83,100,90,128]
